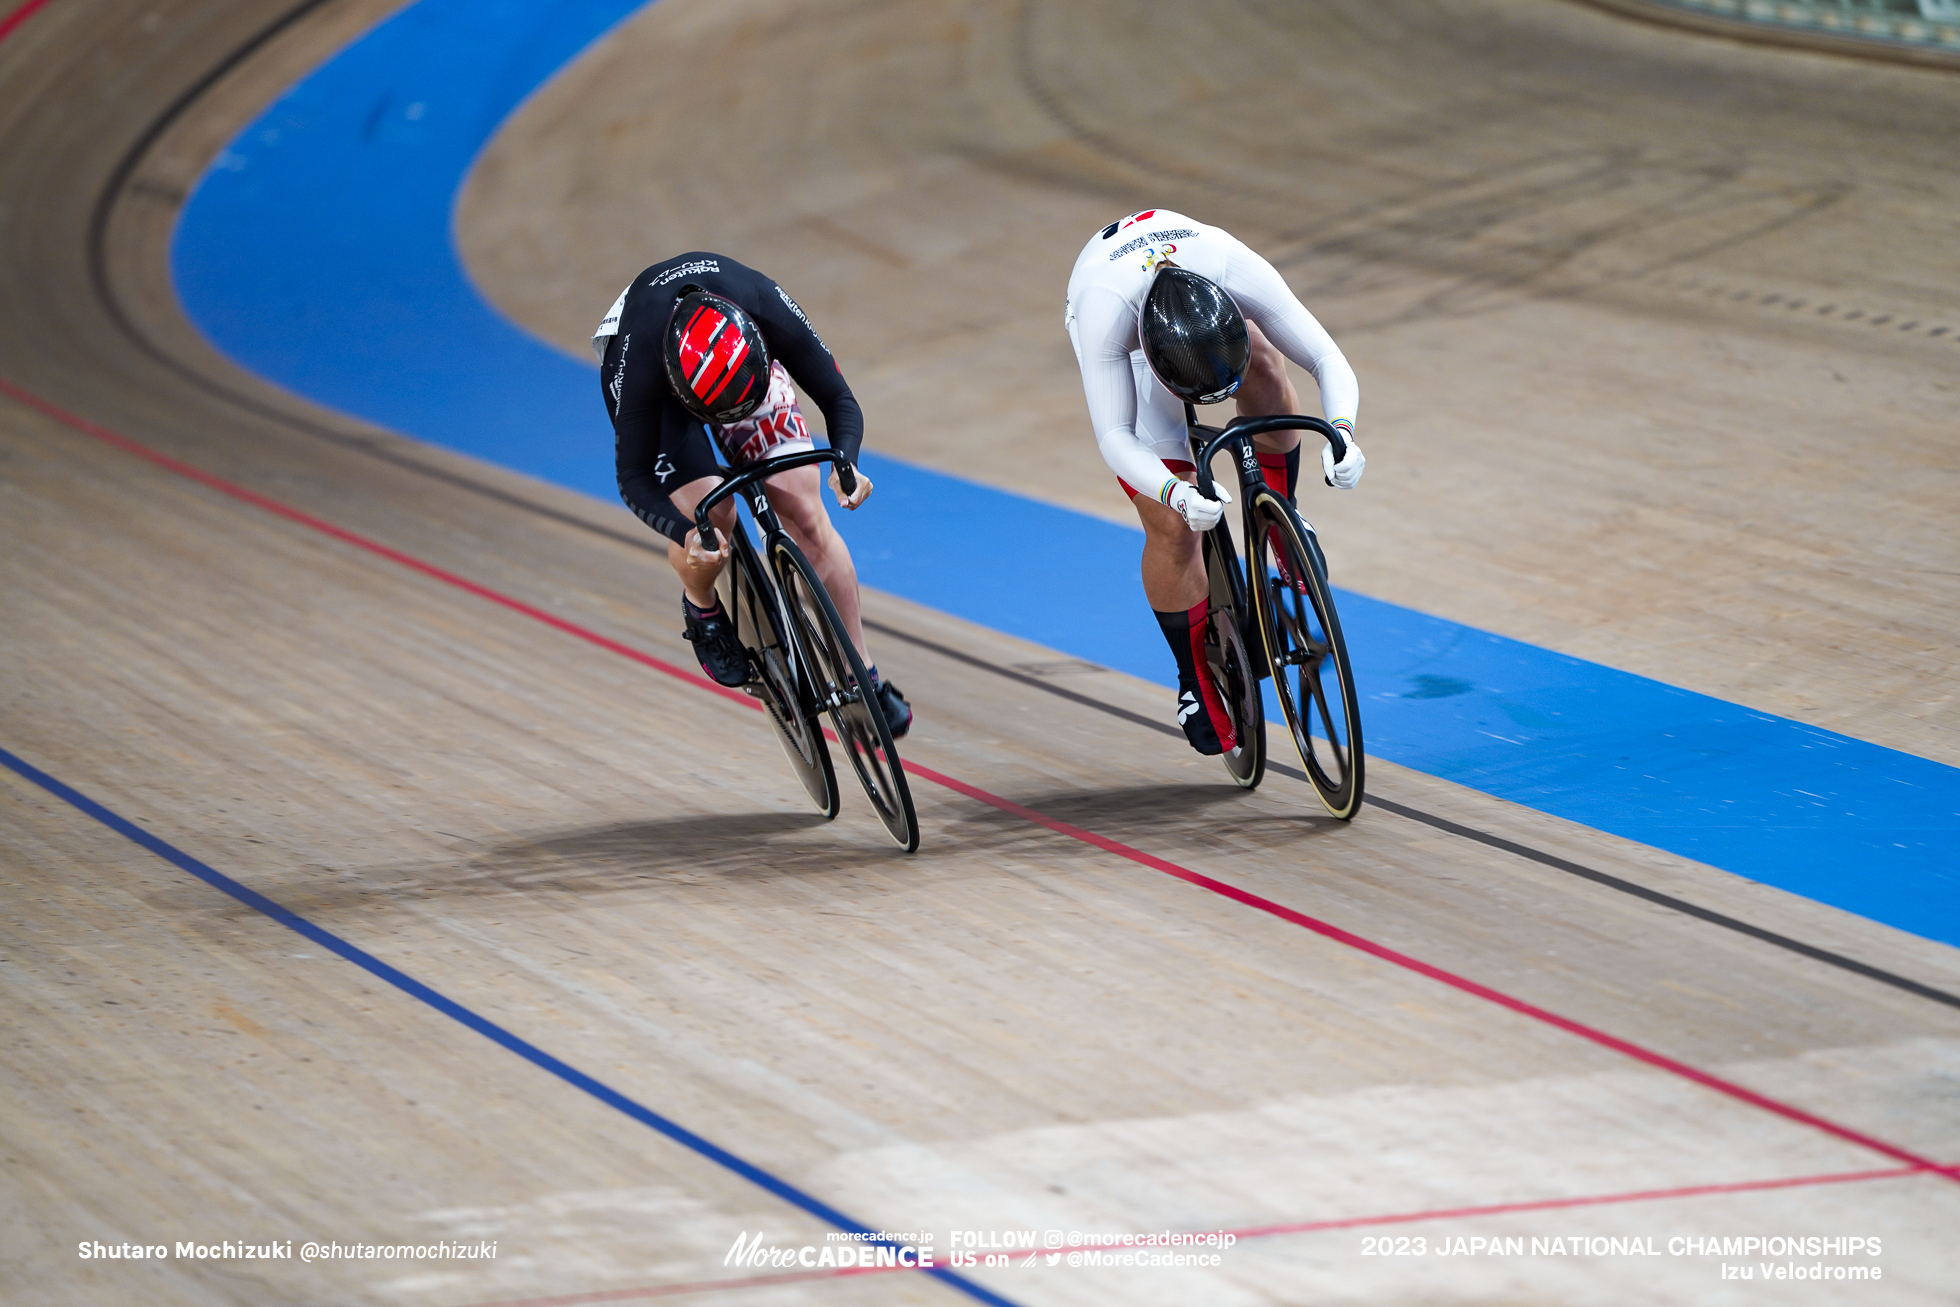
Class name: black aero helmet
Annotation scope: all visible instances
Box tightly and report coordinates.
[1138,266,1249,405]
[663,287,772,424]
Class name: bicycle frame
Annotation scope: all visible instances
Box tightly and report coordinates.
[1193,413,1342,585]
[688,445,920,849]
[692,448,855,555]
[1191,412,1347,510]
[688,447,854,725]
[689,448,857,707]
[1186,409,1364,816]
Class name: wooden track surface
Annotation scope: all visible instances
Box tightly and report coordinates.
[3,2,1958,1304]
[461,0,1960,765]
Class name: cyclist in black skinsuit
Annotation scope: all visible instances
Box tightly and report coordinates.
[594,251,910,734]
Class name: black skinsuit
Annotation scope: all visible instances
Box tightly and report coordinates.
[597,252,865,544]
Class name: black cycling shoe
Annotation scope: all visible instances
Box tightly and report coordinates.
[682,599,748,687]
[1176,687,1223,756]
[873,678,913,738]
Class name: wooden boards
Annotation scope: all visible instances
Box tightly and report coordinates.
[2,2,1957,1302]
[458,0,1960,765]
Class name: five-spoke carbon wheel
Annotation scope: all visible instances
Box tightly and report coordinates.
[1250,495,1364,819]
[775,538,920,852]
[729,542,837,818]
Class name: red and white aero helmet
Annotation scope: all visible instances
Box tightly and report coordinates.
[663,288,771,424]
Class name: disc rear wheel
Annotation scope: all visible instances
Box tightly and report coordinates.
[1250,496,1364,818]
[1203,528,1265,789]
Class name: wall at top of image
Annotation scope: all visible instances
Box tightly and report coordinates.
[1593,0,1960,62]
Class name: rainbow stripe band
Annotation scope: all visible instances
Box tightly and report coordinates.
[1159,477,1179,506]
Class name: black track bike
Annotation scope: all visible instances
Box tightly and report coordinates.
[692,450,919,852]
[1186,409,1365,820]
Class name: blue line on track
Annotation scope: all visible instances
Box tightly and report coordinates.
[0,744,1020,1307]
[170,0,1960,945]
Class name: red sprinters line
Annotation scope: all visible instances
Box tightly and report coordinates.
[909,760,1953,1178]
[7,372,1953,1185]
[0,378,759,716]
[0,0,56,45]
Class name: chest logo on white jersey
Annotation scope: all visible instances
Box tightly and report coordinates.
[1107,228,1198,268]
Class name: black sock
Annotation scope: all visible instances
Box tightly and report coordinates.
[683,596,722,619]
[1154,605,1203,689]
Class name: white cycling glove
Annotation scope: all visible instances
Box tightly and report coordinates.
[1322,435,1365,490]
[1164,479,1230,532]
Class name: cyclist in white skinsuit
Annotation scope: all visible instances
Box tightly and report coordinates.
[1064,208,1365,754]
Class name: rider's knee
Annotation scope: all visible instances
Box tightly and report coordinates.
[1137,497,1203,554]
[774,483,834,549]
[1237,324,1295,414]
[1245,353,1286,400]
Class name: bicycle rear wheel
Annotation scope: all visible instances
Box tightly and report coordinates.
[729,535,838,818]
[1249,494,1365,819]
[1203,526,1265,789]
[774,537,919,852]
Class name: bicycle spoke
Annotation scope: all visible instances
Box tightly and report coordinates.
[1251,494,1365,820]
[1307,674,1347,767]
[775,537,918,852]
[731,535,836,817]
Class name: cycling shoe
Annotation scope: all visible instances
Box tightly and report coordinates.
[873,677,913,738]
[1176,688,1223,756]
[682,599,748,687]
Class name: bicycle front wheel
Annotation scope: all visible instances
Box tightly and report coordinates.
[773,537,919,852]
[1249,494,1365,819]
[728,538,837,818]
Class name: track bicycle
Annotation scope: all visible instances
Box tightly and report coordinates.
[1186,408,1365,819]
[692,450,919,852]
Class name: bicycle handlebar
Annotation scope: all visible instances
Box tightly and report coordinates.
[1192,415,1346,503]
[693,448,856,553]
